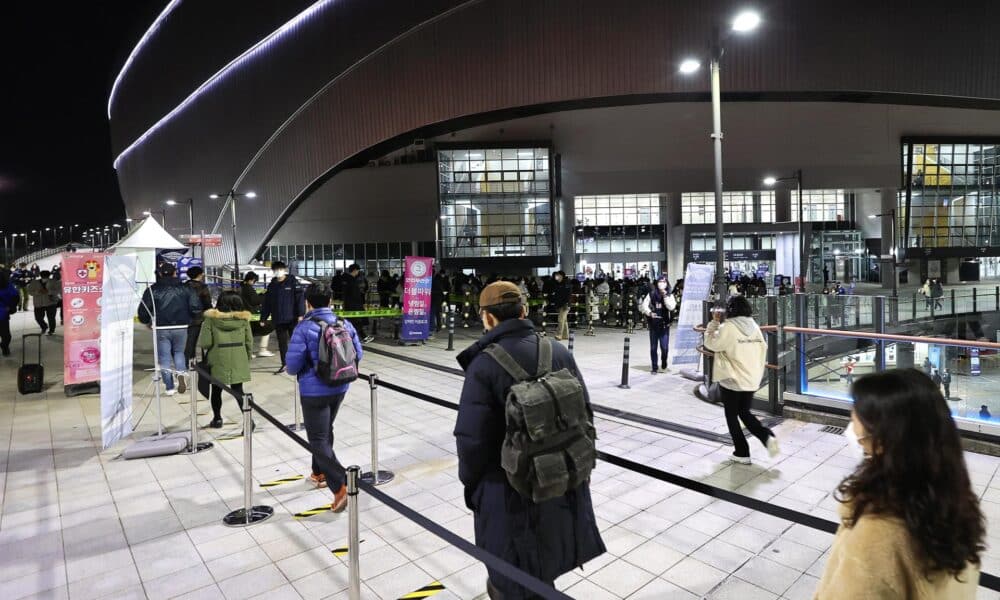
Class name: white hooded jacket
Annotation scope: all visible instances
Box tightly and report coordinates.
[703,316,767,392]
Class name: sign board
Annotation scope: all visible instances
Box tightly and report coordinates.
[179,234,224,247]
[177,256,203,282]
[971,348,981,376]
[100,255,137,449]
[61,252,106,390]
[400,256,433,341]
[670,262,715,369]
[927,260,942,279]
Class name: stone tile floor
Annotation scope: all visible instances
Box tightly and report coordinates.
[3,311,1000,599]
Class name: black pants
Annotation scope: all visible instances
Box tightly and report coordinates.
[300,393,347,491]
[210,382,243,420]
[275,322,296,365]
[34,306,57,333]
[648,320,669,370]
[185,324,202,361]
[721,385,772,458]
[0,319,10,352]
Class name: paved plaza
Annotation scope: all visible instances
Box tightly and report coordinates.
[3,312,1000,599]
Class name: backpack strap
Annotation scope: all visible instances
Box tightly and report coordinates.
[536,335,553,376]
[483,344,532,382]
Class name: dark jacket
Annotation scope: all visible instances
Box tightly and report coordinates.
[0,283,17,320]
[186,279,214,325]
[260,275,304,325]
[455,318,605,597]
[547,279,571,308]
[240,282,263,313]
[342,273,366,310]
[286,307,364,397]
[137,277,202,327]
[197,309,253,385]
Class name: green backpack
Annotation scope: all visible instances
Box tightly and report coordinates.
[484,336,597,503]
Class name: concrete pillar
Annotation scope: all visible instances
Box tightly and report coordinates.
[663,193,684,281]
[775,188,791,223]
[557,194,575,273]
[880,188,900,291]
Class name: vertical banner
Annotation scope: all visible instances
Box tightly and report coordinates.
[100,256,137,449]
[401,256,433,341]
[670,262,715,370]
[61,252,106,391]
[176,256,203,282]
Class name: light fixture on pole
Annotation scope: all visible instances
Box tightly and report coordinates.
[166,198,194,236]
[210,190,257,285]
[764,169,805,291]
[869,209,898,297]
[679,9,761,301]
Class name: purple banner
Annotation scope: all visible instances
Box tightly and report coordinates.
[401,257,433,341]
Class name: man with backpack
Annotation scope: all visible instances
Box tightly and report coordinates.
[286,283,363,513]
[455,281,605,599]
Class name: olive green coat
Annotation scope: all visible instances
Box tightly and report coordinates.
[197,309,253,385]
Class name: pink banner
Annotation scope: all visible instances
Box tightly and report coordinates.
[401,257,433,341]
[61,252,105,386]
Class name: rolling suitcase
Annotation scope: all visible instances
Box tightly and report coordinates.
[17,333,44,395]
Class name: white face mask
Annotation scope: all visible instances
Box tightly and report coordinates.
[657,282,667,290]
[273,269,287,278]
[844,421,870,460]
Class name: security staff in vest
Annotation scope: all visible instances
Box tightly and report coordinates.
[455,281,605,599]
[639,275,675,374]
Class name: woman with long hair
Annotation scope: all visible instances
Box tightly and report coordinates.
[816,369,984,598]
[198,291,253,428]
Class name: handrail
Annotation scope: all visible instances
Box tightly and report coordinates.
[778,326,1000,350]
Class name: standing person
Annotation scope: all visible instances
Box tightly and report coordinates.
[455,282,605,599]
[844,357,856,386]
[342,263,372,343]
[26,271,59,336]
[198,291,253,429]
[137,263,202,395]
[548,270,571,341]
[932,278,945,310]
[921,279,933,310]
[51,266,63,325]
[431,267,449,333]
[0,271,18,356]
[241,272,274,358]
[932,368,943,392]
[286,283,363,511]
[814,370,984,599]
[12,263,30,311]
[377,270,394,308]
[980,405,991,420]
[703,295,780,464]
[260,261,305,374]
[922,357,933,376]
[941,368,952,399]
[823,265,830,285]
[182,266,214,392]
[639,276,675,374]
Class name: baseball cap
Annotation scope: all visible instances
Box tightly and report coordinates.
[479,281,523,308]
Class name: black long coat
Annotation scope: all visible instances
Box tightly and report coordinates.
[455,318,605,598]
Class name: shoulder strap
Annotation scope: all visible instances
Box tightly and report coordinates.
[483,344,532,381]
[536,335,552,376]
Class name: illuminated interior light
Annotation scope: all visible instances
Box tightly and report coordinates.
[107,0,184,119]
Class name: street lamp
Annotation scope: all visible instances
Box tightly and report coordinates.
[680,9,761,300]
[166,198,194,236]
[869,209,898,297]
[764,170,805,291]
[210,190,257,285]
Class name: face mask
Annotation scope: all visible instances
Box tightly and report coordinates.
[273,269,287,278]
[844,422,870,460]
[657,282,667,290]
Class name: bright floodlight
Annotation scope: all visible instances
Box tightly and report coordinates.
[763,176,777,186]
[245,191,257,198]
[209,194,220,199]
[166,199,177,206]
[867,214,877,219]
[143,210,152,216]
[732,10,761,32]
[679,59,701,74]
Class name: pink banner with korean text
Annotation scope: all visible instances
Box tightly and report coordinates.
[401,257,433,341]
[61,252,105,393]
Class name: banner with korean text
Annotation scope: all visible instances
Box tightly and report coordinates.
[100,255,137,449]
[61,252,106,393]
[670,262,715,370]
[401,257,433,341]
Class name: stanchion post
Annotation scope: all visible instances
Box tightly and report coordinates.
[766,296,780,414]
[347,466,361,600]
[951,288,956,316]
[873,297,886,372]
[974,287,978,313]
[568,331,575,355]
[618,336,631,389]
[446,308,455,352]
[360,374,394,485]
[184,361,213,454]
[223,393,274,527]
[912,292,917,321]
[286,377,303,431]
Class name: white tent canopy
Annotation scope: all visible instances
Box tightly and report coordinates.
[110,217,187,284]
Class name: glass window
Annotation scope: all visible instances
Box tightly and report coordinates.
[682,191,761,224]
[791,189,845,222]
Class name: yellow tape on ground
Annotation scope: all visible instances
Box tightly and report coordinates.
[330,539,365,556]
[398,582,445,599]
[259,475,305,488]
[215,432,244,441]
[293,506,331,519]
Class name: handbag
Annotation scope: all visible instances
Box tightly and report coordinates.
[196,352,212,399]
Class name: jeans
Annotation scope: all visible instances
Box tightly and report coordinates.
[556,306,570,339]
[275,323,296,366]
[648,320,669,369]
[156,327,188,390]
[18,287,28,311]
[300,393,347,492]
[211,382,243,419]
[34,306,57,333]
[720,385,772,458]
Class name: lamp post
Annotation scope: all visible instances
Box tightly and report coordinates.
[680,9,761,301]
[869,209,898,297]
[210,190,257,285]
[764,170,805,291]
[113,223,122,242]
[166,198,194,236]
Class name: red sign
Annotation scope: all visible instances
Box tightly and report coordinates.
[61,252,105,386]
[179,234,224,247]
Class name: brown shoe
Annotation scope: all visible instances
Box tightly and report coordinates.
[308,473,326,488]
[330,484,348,513]
[177,375,187,395]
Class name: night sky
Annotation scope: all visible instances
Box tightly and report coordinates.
[0,2,161,235]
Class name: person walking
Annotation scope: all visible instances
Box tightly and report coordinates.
[844,357,856,386]
[814,370,984,599]
[639,276,675,374]
[137,263,203,395]
[12,263,30,311]
[241,272,274,358]
[932,278,945,310]
[198,291,253,429]
[286,283,363,512]
[377,270,394,308]
[181,266,213,393]
[921,279,933,310]
[922,357,933,376]
[548,270,571,340]
[703,295,780,464]
[26,270,59,336]
[342,263,372,343]
[455,281,605,599]
[0,271,18,356]
[941,368,952,399]
[260,261,305,374]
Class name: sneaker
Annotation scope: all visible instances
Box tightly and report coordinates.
[257,349,275,357]
[39,325,47,334]
[177,375,187,395]
[274,365,286,375]
[308,473,326,488]
[0,345,9,357]
[651,367,658,374]
[727,454,752,465]
[330,484,348,513]
[766,435,781,458]
[164,388,177,397]
[363,336,375,344]
[208,417,223,428]
[46,331,54,337]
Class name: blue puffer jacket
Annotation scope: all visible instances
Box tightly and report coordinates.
[0,283,18,321]
[286,307,363,397]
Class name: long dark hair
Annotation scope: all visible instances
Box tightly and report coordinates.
[838,369,984,578]
[215,291,245,313]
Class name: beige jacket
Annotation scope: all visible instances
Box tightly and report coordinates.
[815,504,979,599]
[703,316,766,391]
